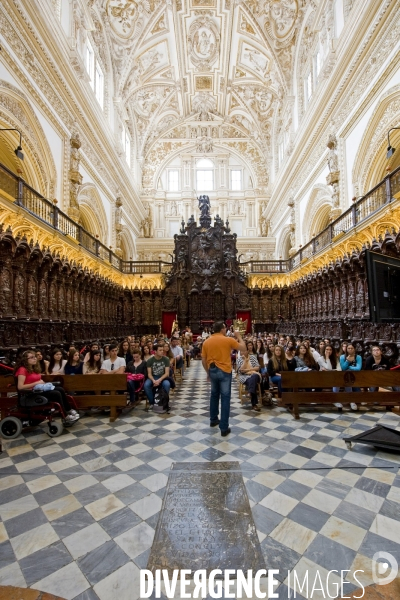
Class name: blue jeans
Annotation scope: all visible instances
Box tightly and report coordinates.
[144,378,171,404]
[209,366,232,432]
[271,375,282,394]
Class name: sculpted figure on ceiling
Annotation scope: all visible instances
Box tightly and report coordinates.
[191,92,218,121]
[188,16,220,71]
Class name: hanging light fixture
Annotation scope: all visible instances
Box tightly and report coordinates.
[0,128,24,160]
[386,127,400,159]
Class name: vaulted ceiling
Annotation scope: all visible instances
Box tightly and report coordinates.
[92,0,307,193]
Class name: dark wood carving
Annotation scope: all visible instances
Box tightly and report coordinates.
[0,225,162,354]
[162,197,249,330]
[0,220,399,358]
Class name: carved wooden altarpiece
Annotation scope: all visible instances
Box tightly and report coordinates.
[162,195,250,331]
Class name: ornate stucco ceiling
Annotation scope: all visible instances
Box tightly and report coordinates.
[92,0,306,194]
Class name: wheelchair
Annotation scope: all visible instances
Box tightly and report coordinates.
[0,380,80,440]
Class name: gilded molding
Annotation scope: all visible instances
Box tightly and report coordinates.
[248,197,400,288]
[0,193,163,289]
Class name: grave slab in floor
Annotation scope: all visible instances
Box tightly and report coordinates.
[147,461,265,575]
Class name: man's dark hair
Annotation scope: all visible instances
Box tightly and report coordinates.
[109,344,118,351]
[213,321,226,333]
[153,343,164,351]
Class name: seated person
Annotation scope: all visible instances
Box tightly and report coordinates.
[83,350,102,374]
[267,345,294,395]
[340,343,362,410]
[65,348,84,375]
[14,351,79,423]
[100,344,126,374]
[35,350,49,375]
[48,348,67,375]
[144,343,170,406]
[163,343,176,373]
[365,345,390,391]
[126,350,147,403]
[171,337,184,374]
[236,346,262,411]
[83,342,101,363]
[142,344,152,361]
[118,339,132,365]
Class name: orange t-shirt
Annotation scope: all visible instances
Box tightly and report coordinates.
[201,333,240,373]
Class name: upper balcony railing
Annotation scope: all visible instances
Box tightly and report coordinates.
[1,161,399,276]
[241,165,400,274]
[0,162,173,276]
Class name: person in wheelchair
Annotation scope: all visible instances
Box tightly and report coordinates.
[14,351,79,424]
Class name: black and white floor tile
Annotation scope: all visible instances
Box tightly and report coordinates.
[0,361,399,599]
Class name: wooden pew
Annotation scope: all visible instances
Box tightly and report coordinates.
[44,374,129,422]
[280,371,400,419]
[0,376,19,419]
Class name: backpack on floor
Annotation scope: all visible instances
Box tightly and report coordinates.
[153,385,170,413]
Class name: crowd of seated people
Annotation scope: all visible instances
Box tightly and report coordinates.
[13,332,193,414]
[12,330,399,418]
[230,331,400,412]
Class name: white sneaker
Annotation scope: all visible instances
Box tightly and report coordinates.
[65,414,79,423]
[68,409,78,415]
[334,403,343,409]
[350,402,358,411]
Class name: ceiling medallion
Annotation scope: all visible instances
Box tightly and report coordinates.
[187,15,220,72]
[265,0,298,45]
[106,0,140,39]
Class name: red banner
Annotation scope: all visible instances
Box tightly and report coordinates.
[161,312,177,337]
[236,311,251,334]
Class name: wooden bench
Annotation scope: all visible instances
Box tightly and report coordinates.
[280,371,400,419]
[44,374,129,422]
[0,376,19,419]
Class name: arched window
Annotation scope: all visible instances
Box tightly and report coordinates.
[196,158,214,191]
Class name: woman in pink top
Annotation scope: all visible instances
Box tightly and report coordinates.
[14,351,79,423]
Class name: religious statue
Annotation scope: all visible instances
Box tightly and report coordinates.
[140,204,152,238]
[232,199,242,215]
[214,214,224,227]
[69,132,82,217]
[260,216,270,237]
[169,200,178,216]
[327,134,339,173]
[198,194,211,218]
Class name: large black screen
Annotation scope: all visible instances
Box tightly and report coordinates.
[365,250,400,322]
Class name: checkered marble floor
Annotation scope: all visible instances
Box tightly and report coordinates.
[0,361,399,600]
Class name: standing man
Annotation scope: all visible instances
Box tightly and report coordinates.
[144,343,171,406]
[202,321,246,436]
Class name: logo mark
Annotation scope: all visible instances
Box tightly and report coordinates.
[372,552,398,585]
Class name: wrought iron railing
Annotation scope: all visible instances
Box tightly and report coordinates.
[241,165,400,274]
[1,161,399,276]
[0,162,172,275]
